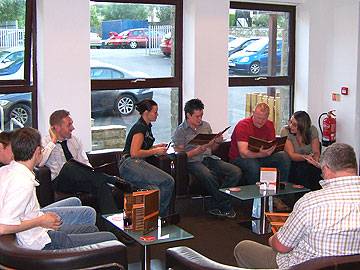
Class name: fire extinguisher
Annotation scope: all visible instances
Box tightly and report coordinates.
[318,110,336,147]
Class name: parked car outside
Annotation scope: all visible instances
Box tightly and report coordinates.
[0,59,24,80]
[160,32,172,56]
[228,38,283,75]
[104,28,162,49]
[228,37,260,56]
[0,92,32,129]
[0,47,24,69]
[90,60,153,116]
[90,32,102,49]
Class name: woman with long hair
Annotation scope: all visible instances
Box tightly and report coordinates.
[280,111,322,190]
[118,99,174,217]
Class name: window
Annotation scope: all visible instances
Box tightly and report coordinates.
[0,0,36,131]
[228,2,295,134]
[90,0,182,150]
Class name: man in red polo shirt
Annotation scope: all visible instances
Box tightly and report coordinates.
[229,102,290,185]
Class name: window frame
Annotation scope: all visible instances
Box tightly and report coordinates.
[90,0,183,121]
[0,0,37,128]
[229,2,296,96]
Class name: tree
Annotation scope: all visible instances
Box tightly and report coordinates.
[0,0,26,28]
[96,3,148,21]
[155,5,172,24]
[90,5,102,33]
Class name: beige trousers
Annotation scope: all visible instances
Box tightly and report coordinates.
[234,240,279,269]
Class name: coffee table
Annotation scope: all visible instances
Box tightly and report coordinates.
[220,183,310,234]
[103,213,193,270]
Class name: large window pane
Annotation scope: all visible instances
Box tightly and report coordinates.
[91,87,178,150]
[228,86,290,135]
[229,4,293,78]
[0,0,26,81]
[90,2,176,78]
[0,92,32,131]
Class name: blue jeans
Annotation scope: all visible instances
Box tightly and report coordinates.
[231,151,291,185]
[118,158,175,217]
[187,157,242,211]
[43,231,118,250]
[42,197,96,225]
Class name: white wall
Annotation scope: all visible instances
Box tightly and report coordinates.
[36,0,360,157]
[37,0,91,150]
[183,0,229,132]
[296,0,360,156]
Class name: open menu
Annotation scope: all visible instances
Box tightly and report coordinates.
[248,136,287,153]
[189,126,231,145]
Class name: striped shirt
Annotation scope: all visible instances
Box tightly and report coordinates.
[276,176,360,269]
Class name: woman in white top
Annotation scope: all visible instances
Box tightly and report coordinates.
[280,111,322,190]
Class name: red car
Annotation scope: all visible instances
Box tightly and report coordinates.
[160,32,172,56]
[105,28,161,49]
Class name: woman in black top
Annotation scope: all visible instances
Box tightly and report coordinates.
[118,99,174,217]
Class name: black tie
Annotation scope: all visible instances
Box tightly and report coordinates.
[58,140,74,161]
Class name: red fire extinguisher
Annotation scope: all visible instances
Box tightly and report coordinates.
[318,110,336,147]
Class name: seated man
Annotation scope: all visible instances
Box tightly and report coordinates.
[229,102,290,184]
[172,99,242,218]
[0,130,96,227]
[0,127,118,250]
[39,110,131,214]
[234,143,360,269]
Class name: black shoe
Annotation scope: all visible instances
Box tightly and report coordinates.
[113,177,133,193]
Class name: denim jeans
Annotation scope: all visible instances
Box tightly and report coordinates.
[187,157,242,211]
[42,197,96,226]
[231,151,291,185]
[118,158,175,217]
[43,231,118,250]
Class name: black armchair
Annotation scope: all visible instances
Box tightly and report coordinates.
[0,234,127,270]
[166,246,360,270]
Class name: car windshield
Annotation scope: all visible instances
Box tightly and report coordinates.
[244,39,268,52]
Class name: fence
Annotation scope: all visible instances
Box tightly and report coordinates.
[146,25,172,54]
[0,28,25,49]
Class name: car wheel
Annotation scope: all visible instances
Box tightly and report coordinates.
[249,61,260,75]
[115,95,135,116]
[129,41,138,49]
[9,104,32,127]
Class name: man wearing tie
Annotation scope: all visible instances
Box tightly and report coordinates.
[40,110,130,214]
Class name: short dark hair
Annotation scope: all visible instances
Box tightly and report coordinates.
[0,131,13,147]
[11,128,41,161]
[320,143,358,173]
[50,110,70,126]
[135,99,157,115]
[184,99,204,118]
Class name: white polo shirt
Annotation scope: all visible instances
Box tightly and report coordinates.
[0,161,51,250]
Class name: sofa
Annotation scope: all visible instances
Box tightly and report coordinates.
[166,246,360,270]
[0,234,127,270]
[35,150,178,211]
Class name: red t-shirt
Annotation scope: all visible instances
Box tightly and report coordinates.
[228,117,275,160]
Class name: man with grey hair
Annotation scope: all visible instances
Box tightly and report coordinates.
[234,143,360,269]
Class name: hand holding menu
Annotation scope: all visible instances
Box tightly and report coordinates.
[189,126,231,145]
[248,136,287,153]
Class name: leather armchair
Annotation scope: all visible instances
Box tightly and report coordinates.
[0,234,127,270]
[166,246,360,270]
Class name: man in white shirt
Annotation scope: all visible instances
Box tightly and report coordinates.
[0,127,118,250]
[39,110,131,214]
[234,143,360,269]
